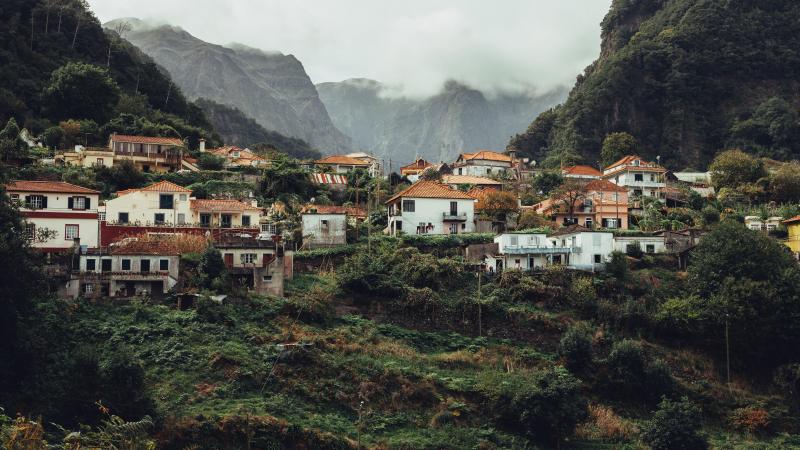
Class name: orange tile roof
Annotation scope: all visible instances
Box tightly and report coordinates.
[115,180,191,196]
[190,199,261,212]
[385,181,476,204]
[461,150,512,163]
[7,180,100,194]
[784,215,800,224]
[400,159,432,172]
[583,179,628,193]
[209,146,266,162]
[604,155,665,172]
[315,155,370,166]
[301,205,367,217]
[441,175,503,186]
[110,134,183,146]
[563,165,602,177]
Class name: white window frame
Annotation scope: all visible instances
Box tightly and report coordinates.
[240,253,257,264]
[65,224,79,240]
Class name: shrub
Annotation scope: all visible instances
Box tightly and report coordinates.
[700,206,720,225]
[606,340,673,399]
[642,397,708,450]
[730,406,770,434]
[482,366,587,445]
[559,323,593,372]
[575,403,637,442]
[570,276,598,315]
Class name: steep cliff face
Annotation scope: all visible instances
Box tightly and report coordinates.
[511,0,800,169]
[317,79,566,165]
[106,19,352,154]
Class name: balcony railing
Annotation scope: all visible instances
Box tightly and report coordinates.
[104,220,256,229]
[443,212,468,221]
[502,246,575,254]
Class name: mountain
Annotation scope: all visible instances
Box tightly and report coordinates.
[195,98,320,160]
[107,18,352,154]
[511,0,800,169]
[317,78,566,165]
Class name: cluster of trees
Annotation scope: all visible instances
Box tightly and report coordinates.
[709,149,800,205]
[510,0,800,169]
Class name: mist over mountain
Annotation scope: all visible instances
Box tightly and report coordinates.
[317,79,567,165]
[105,18,352,154]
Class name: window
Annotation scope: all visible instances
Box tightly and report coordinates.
[395,220,402,231]
[510,235,518,246]
[26,195,45,209]
[461,223,466,230]
[65,224,79,240]
[121,259,131,271]
[402,200,415,212]
[159,259,169,271]
[154,213,166,224]
[262,275,273,282]
[646,244,655,254]
[449,223,458,234]
[594,254,602,264]
[24,223,35,242]
[96,158,104,166]
[450,202,458,216]
[242,215,251,227]
[583,198,593,207]
[140,259,150,272]
[634,173,643,182]
[99,212,106,221]
[200,214,211,226]
[262,223,277,235]
[321,219,329,232]
[458,168,463,175]
[221,214,232,228]
[101,259,111,272]
[71,196,86,210]
[529,236,539,246]
[177,213,186,224]
[84,283,93,294]
[10,193,19,203]
[585,218,593,228]
[159,194,174,209]
[86,259,96,271]
[515,259,521,268]
[240,253,257,264]
[118,212,129,224]
[650,174,656,182]
[487,168,493,174]
[179,194,188,201]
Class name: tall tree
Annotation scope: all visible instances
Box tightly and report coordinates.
[42,62,121,124]
[601,132,638,167]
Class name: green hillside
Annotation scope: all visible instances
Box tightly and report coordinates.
[511,0,800,169]
[0,0,219,150]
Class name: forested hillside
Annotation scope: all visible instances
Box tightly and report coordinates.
[511,0,800,169]
[195,98,321,160]
[0,0,219,150]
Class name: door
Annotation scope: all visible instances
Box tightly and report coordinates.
[450,202,458,216]
[224,253,234,268]
[221,214,232,228]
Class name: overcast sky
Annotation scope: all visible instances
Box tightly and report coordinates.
[87,0,611,97]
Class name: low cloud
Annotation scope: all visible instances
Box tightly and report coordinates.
[89,0,611,97]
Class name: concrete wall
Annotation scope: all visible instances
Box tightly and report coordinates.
[613,236,666,254]
[105,191,192,225]
[388,197,476,236]
[302,213,347,247]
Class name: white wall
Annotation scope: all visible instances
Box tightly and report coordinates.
[12,190,100,249]
[388,197,475,235]
[302,213,347,247]
[613,236,666,254]
[551,232,615,270]
[105,191,191,225]
[608,170,665,197]
[454,160,510,177]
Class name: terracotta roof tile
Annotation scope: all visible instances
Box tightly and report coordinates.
[400,159,432,171]
[583,179,628,193]
[441,175,503,186]
[784,215,800,224]
[385,181,476,204]
[563,165,602,177]
[315,155,370,166]
[190,199,261,212]
[114,180,191,196]
[7,180,100,194]
[604,155,665,172]
[110,134,183,146]
[462,150,512,163]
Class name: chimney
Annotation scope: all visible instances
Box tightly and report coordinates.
[250,199,258,208]
[199,139,206,153]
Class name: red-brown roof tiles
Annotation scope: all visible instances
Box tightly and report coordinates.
[7,180,100,194]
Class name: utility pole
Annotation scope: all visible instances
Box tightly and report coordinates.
[477,271,482,337]
[725,312,731,392]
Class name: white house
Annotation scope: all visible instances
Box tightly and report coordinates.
[488,233,572,272]
[104,180,193,226]
[300,205,363,248]
[452,151,513,177]
[613,234,666,254]
[108,134,185,173]
[216,233,293,297]
[602,155,667,199]
[549,225,615,271]
[314,155,371,174]
[104,180,262,228]
[7,180,101,252]
[206,145,269,168]
[744,216,783,233]
[65,250,181,299]
[385,181,476,236]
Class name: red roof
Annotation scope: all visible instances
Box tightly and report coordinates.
[116,180,191,196]
[583,179,628,193]
[190,199,261,212]
[459,150,512,163]
[7,180,100,194]
[563,165,602,177]
[301,205,366,217]
[784,215,800,224]
[109,134,183,146]
[400,159,432,172]
[385,181,476,204]
[604,155,665,172]
[315,155,370,166]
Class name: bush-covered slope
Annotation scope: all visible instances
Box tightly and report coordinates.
[0,0,218,148]
[511,0,800,169]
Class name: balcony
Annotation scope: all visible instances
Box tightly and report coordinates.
[443,212,468,221]
[502,246,575,255]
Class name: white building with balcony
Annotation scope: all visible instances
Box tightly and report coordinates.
[488,226,614,272]
[104,180,193,226]
[385,181,476,236]
[65,250,181,299]
[601,155,667,200]
[452,150,513,178]
[549,225,615,271]
[6,180,101,252]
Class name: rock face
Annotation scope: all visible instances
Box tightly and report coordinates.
[107,19,352,154]
[317,78,566,165]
